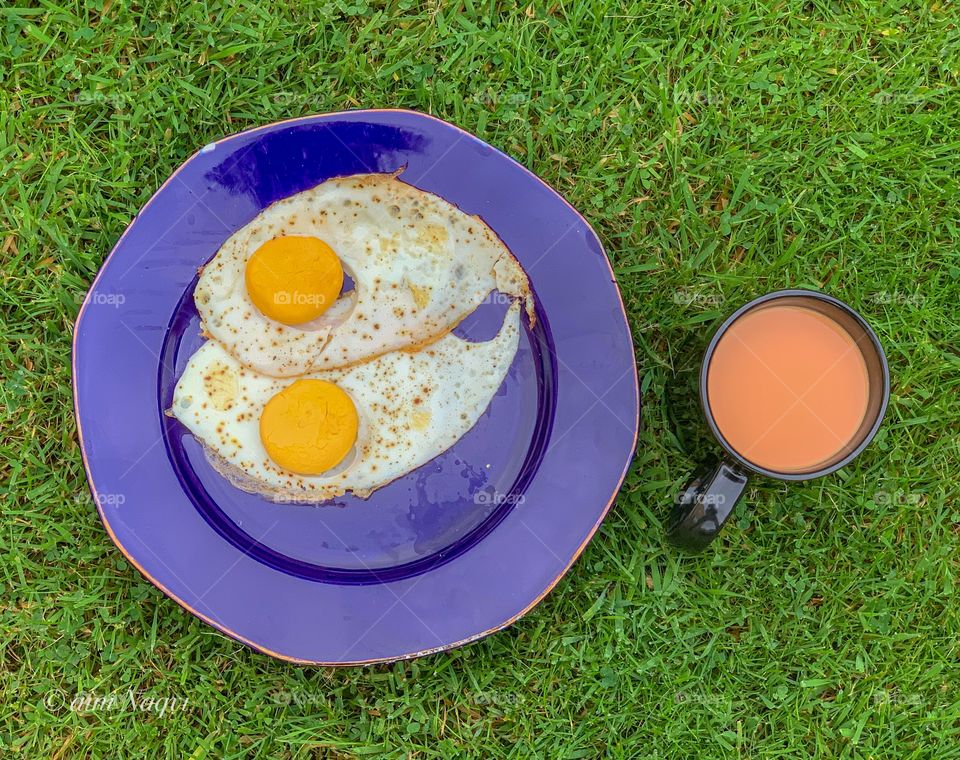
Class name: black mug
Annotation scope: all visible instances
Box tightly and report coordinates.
[667,290,890,552]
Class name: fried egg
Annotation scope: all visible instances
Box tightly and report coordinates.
[194,172,534,377]
[170,302,522,502]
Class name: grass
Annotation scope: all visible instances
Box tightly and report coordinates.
[2,0,960,756]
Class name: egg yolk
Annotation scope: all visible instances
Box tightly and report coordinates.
[245,236,343,325]
[259,380,358,475]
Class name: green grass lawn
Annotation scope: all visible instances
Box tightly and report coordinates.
[3,0,960,756]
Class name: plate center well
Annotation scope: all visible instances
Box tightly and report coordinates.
[159,282,555,584]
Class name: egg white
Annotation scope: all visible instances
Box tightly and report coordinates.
[170,302,522,502]
[195,172,534,377]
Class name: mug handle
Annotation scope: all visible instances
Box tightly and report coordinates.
[666,459,749,552]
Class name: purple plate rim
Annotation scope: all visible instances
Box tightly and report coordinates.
[72,108,639,665]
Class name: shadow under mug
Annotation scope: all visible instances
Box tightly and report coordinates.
[667,289,890,552]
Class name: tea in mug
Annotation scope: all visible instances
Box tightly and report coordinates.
[706,303,870,473]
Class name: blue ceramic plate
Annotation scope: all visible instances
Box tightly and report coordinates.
[73,110,638,664]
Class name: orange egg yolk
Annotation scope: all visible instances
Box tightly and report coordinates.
[259,380,358,475]
[245,236,343,325]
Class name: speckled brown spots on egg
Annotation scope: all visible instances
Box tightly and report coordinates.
[204,362,238,410]
[193,172,533,377]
